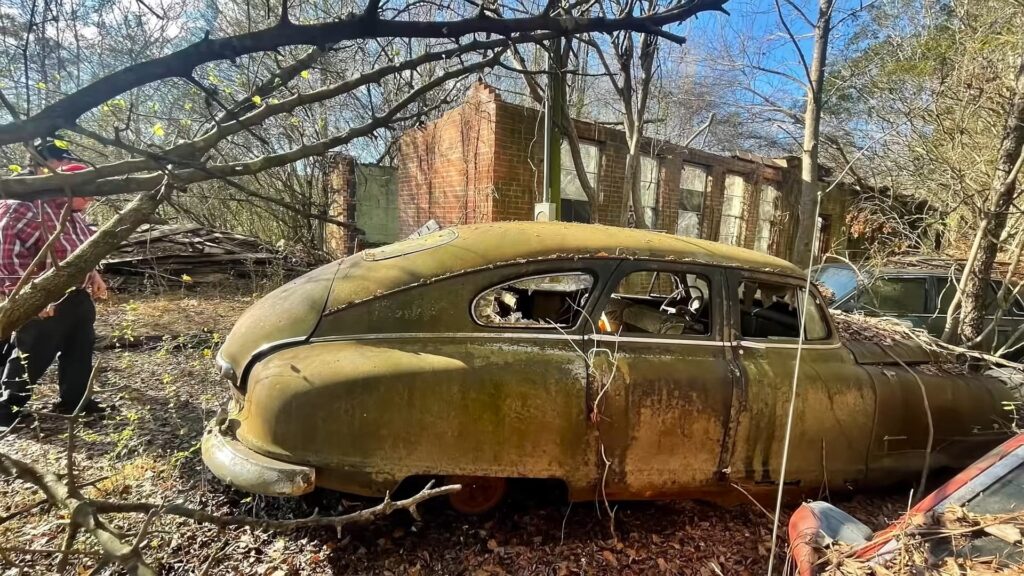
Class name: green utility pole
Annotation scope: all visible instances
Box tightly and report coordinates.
[545,37,563,220]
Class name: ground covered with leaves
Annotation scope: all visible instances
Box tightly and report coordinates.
[2,288,913,575]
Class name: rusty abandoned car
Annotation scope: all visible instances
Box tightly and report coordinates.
[202,222,1015,513]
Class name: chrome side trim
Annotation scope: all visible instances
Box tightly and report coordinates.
[309,332,581,343]
[304,332,842,349]
[239,336,310,389]
[735,340,843,350]
[589,334,728,347]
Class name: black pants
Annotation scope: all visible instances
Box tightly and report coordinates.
[0,288,95,415]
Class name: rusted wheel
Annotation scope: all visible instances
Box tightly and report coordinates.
[444,476,508,515]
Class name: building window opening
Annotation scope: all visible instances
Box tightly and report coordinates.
[677,163,708,238]
[636,155,660,228]
[559,139,600,223]
[718,173,747,246]
[754,182,781,254]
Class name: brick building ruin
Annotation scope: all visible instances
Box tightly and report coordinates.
[394,81,852,263]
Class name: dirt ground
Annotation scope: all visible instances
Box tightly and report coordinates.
[1,287,910,575]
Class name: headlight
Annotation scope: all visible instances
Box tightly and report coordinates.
[216,350,238,388]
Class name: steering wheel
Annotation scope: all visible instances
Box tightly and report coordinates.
[660,284,706,319]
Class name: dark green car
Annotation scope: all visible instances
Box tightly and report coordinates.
[814,262,1024,358]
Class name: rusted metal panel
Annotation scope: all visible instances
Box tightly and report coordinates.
[845,340,940,365]
[590,341,734,497]
[234,339,595,498]
[728,345,877,490]
[218,260,338,376]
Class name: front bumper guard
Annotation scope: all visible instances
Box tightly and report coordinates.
[201,411,315,497]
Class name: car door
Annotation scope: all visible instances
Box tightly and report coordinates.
[726,270,876,491]
[584,261,738,499]
[311,260,611,496]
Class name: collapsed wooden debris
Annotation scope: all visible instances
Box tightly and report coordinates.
[101,224,311,289]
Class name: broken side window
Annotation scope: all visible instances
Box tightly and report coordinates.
[600,270,712,336]
[738,280,830,341]
[473,272,594,328]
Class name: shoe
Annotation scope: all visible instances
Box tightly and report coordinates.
[52,399,111,416]
[0,409,18,430]
[0,408,30,432]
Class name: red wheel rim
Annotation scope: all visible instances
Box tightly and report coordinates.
[445,476,508,515]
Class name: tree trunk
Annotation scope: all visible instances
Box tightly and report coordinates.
[956,52,1024,348]
[789,0,833,268]
[621,145,643,227]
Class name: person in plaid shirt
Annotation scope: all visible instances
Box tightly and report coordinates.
[0,138,109,431]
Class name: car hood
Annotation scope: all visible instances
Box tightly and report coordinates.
[218,261,340,376]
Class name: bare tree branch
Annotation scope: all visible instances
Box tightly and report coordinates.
[0,0,728,145]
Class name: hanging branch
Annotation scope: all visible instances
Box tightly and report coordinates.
[0,0,727,146]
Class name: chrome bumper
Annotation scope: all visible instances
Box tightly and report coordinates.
[201,412,315,497]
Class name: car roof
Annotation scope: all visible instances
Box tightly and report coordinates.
[326,221,802,314]
[401,222,801,272]
[818,262,970,279]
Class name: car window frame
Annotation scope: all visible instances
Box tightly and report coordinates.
[588,260,726,343]
[730,270,839,346]
[933,275,1018,318]
[470,270,599,331]
[854,274,932,316]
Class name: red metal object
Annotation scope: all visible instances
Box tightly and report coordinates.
[788,504,823,576]
[788,433,1024,575]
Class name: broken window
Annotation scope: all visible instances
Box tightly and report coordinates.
[560,139,600,201]
[638,155,661,227]
[738,280,830,341]
[677,163,708,238]
[600,270,712,336]
[718,174,747,246]
[753,182,781,254]
[474,272,594,328]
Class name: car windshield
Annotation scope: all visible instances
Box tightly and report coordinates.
[925,458,1024,567]
[964,459,1024,515]
[814,266,858,303]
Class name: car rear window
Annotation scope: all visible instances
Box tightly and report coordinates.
[815,266,858,303]
[738,280,830,341]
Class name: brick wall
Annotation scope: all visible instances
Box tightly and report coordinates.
[324,153,358,257]
[397,82,498,236]
[397,82,852,263]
